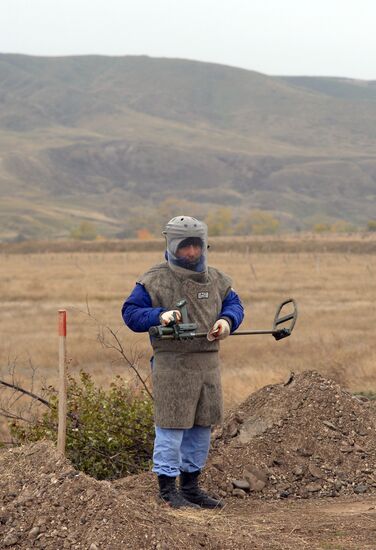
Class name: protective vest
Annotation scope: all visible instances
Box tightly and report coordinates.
[138,262,232,428]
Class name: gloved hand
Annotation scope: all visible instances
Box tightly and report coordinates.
[207,319,231,341]
[159,310,182,326]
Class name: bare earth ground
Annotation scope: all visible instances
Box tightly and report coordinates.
[2,371,376,549]
[1,439,376,550]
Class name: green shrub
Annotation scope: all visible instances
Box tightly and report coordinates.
[312,222,332,233]
[9,372,154,480]
[353,390,376,401]
[206,207,233,236]
[249,210,280,235]
[367,220,376,232]
[70,221,98,240]
[330,220,357,233]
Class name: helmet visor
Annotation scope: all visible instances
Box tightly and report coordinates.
[164,219,208,274]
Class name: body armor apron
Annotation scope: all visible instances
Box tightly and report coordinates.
[138,263,232,428]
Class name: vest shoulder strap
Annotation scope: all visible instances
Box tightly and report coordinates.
[137,262,169,287]
[208,266,232,300]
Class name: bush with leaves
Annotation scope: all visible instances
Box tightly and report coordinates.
[9,372,154,480]
[70,221,98,240]
[367,220,376,232]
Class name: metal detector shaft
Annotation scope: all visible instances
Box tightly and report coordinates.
[157,329,288,339]
[194,329,280,337]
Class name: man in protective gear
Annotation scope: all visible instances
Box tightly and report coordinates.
[122,216,244,509]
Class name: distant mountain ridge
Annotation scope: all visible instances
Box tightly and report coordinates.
[0,54,375,240]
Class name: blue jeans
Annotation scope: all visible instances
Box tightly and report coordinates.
[152,425,211,477]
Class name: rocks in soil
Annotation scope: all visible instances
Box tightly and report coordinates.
[244,470,266,492]
[354,483,368,494]
[231,467,268,495]
[205,370,376,501]
[3,530,19,547]
[306,482,322,493]
[323,421,339,431]
[226,419,240,438]
[211,457,225,471]
[232,479,250,491]
[308,464,323,479]
[292,466,304,477]
[0,441,225,550]
[232,488,247,498]
[28,526,40,539]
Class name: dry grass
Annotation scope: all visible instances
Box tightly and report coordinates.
[0,240,375,431]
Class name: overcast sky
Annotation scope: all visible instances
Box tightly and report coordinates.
[1,0,375,79]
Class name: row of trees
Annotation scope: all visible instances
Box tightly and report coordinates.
[68,207,376,241]
[68,205,282,241]
[206,207,279,236]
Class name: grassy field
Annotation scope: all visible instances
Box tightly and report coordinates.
[0,237,375,439]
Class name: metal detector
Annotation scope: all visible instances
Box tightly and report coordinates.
[149,298,298,341]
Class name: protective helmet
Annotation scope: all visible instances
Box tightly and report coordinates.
[163,216,208,273]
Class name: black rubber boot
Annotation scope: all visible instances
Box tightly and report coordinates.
[180,470,224,509]
[158,475,200,509]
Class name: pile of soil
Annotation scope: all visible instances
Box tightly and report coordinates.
[0,442,224,549]
[205,371,376,501]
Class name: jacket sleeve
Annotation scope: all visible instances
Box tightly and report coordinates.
[219,289,244,333]
[121,283,165,332]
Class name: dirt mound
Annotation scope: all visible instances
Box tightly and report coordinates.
[2,372,376,549]
[206,371,376,500]
[0,441,228,549]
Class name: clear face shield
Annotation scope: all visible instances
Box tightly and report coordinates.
[163,217,208,276]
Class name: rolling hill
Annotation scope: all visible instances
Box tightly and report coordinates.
[0,54,375,240]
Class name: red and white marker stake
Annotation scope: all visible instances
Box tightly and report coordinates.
[57,310,67,455]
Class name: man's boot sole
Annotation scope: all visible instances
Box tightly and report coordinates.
[181,494,224,509]
[158,495,200,509]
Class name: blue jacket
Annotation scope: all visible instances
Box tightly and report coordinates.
[122,282,244,333]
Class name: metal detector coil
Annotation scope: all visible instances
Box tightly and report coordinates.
[271,298,298,340]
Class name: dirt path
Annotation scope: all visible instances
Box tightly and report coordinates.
[223,496,376,549]
[116,470,376,550]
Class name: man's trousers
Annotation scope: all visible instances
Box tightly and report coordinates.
[152,425,211,477]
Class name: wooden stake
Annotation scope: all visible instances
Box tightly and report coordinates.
[57,309,67,455]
